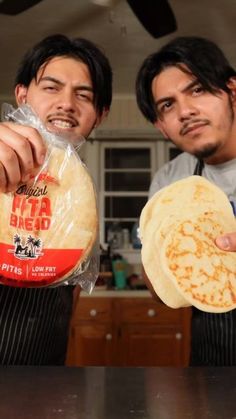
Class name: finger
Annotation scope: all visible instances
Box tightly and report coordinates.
[215,233,236,251]
[2,122,47,167]
[0,123,34,179]
[0,141,21,191]
[0,161,7,193]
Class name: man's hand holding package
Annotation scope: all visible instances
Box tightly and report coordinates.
[0,121,46,192]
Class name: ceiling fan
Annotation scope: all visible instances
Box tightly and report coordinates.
[0,0,177,38]
[0,0,43,14]
[126,0,177,38]
[92,0,177,37]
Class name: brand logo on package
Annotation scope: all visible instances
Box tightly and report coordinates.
[8,234,43,260]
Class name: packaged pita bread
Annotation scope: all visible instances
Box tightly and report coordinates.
[0,104,98,291]
[140,176,236,313]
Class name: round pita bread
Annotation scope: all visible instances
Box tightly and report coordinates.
[161,210,236,313]
[142,214,190,308]
[139,187,165,238]
[140,175,236,312]
[140,175,233,243]
[0,144,98,287]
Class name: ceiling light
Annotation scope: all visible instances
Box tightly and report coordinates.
[91,0,115,6]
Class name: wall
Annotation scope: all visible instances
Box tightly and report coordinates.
[94,94,158,139]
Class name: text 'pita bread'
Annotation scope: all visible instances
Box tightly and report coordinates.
[140,176,236,313]
[0,144,98,287]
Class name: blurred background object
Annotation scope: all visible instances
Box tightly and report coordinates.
[0,0,235,105]
[127,0,177,38]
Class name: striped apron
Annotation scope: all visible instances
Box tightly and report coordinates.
[0,285,73,365]
[190,160,236,365]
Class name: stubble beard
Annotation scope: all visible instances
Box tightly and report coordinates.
[193,143,220,160]
[190,97,234,161]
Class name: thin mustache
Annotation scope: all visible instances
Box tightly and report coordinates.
[180,119,210,135]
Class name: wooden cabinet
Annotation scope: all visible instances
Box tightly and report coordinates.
[117,298,190,366]
[66,294,191,367]
[66,297,116,366]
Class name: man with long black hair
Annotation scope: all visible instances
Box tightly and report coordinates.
[136,36,236,365]
[0,34,112,364]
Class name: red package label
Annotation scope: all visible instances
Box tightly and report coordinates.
[0,243,83,287]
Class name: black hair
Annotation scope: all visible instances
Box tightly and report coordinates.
[15,34,112,116]
[136,36,236,123]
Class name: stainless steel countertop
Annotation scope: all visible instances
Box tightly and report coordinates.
[1,366,235,418]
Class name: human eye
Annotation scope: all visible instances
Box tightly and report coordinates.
[41,82,58,92]
[192,84,205,95]
[157,100,173,117]
[76,90,93,102]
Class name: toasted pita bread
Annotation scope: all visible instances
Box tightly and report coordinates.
[140,175,233,243]
[161,210,236,313]
[140,176,236,312]
[142,214,190,308]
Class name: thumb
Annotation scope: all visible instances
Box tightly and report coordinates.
[215,233,236,251]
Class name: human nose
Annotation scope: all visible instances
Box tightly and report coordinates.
[56,89,76,113]
[177,97,198,121]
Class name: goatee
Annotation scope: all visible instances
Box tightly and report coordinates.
[193,144,219,160]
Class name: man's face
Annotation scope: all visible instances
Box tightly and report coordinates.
[15,56,104,141]
[152,66,236,163]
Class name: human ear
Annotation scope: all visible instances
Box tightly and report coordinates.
[227,77,236,104]
[14,84,28,105]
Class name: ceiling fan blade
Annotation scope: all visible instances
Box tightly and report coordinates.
[126,0,177,38]
[0,0,43,15]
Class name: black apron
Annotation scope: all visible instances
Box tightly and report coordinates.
[0,285,73,365]
[190,160,236,366]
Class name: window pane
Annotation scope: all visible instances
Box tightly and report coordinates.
[105,172,151,191]
[105,148,150,169]
[105,196,147,218]
[105,221,134,243]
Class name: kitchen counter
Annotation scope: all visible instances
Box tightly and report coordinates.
[1,366,236,418]
[81,288,151,298]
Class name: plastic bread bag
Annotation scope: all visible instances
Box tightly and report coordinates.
[0,103,99,293]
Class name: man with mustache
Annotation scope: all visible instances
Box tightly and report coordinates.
[0,34,112,364]
[136,36,236,365]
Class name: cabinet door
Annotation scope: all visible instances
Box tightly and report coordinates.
[67,323,117,366]
[119,324,184,366]
[72,297,113,323]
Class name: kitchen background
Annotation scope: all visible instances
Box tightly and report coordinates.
[0,0,235,366]
[1,0,235,248]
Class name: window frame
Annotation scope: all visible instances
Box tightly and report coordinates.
[99,141,156,245]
